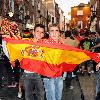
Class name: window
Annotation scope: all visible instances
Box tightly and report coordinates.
[77,21,83,29]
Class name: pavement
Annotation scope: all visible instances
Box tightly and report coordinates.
[0,73,97,100]
[78,72,97,100]
[62,76,82,100]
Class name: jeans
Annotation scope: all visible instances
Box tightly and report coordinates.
[22,72,44,100]
[43,77,63,100]
[96,70,100,96]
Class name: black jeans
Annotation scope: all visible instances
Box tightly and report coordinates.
[22,72,45,100]
[65,72,72,88]
[0,59,7,86]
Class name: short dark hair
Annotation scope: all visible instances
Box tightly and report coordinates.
[65,31,71,37]
[34,24,45,31]
[90,32,96,35]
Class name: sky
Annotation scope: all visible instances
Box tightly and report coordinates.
[55,0,90,19]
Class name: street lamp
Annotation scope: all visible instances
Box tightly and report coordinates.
[8,11,14,17]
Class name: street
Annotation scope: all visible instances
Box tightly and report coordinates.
[0,73,97,100]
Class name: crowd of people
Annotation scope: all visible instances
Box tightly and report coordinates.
[0,17,100,100]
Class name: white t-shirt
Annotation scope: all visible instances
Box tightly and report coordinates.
[2,40,9,58]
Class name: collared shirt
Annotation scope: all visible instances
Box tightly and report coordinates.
[24,70,34,73]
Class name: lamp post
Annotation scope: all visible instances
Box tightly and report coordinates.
[6,11,15,21]
[64,16,65,31]
[47,10,48,31]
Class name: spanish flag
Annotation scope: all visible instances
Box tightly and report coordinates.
[4,38,100,77]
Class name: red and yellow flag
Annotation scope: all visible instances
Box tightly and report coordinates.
[4,38,100,77]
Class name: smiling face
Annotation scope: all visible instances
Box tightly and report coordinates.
[34,26,44,40]
[49,26,60,41]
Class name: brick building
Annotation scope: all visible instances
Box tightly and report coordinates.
[0,0,48,30]
[42,0,60,24]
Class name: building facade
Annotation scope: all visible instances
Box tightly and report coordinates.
[0,0,48,30]
[42,0,60,25]
[59,8,64,31]
[71,3,90,30]
[90,0,100,32]
[90,0,97,32]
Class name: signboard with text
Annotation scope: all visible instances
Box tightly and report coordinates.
[77,10,83,16]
